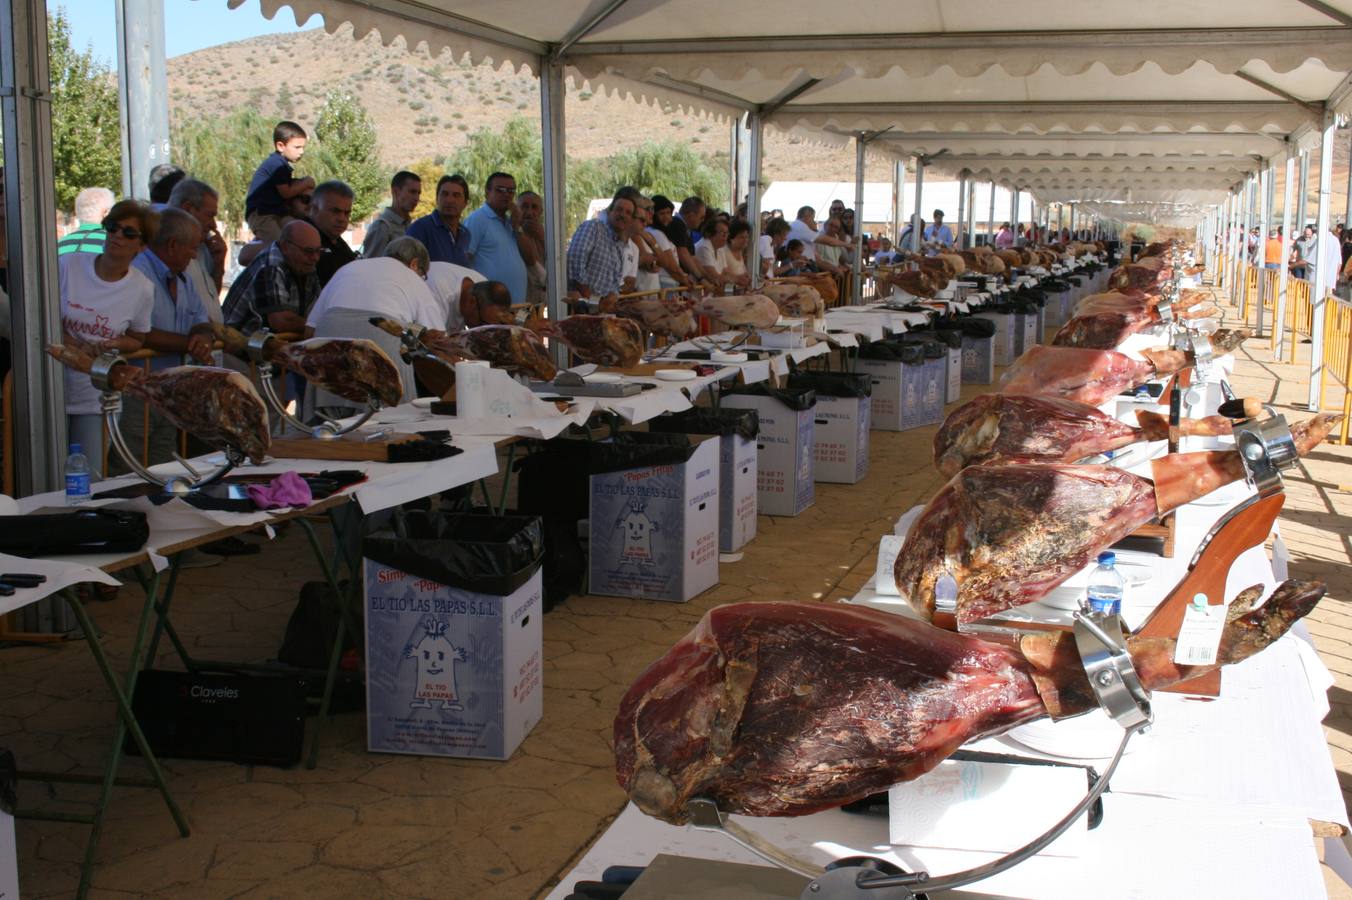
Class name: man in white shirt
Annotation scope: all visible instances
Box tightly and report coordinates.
[425,260,487,332]
[167,178,227,322]
[786,206,851,263]
[923,209,954,249]
[305,238,442,413]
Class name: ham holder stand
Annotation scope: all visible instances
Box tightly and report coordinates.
[242,330,383,440]
[91,353,244,495]
[676,397,1304,897]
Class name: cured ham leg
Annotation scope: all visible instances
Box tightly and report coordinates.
[760,283,825,318]
[427,325,558,382]
[210,324,403,407]
[899,414,1340,624]
[47,344,271,464]
[934,394,1142,476]
[616,584,1324,822]
[695,293,781,329]
[1053,304,1223,350]
[1000,345,1190,406]
[613,295,699,340]
[532,315,644,368]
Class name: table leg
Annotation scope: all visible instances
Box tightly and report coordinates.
[142,553,191,669]
[297,509,365,769]
[496,442,517,515]
[62,579,190,898]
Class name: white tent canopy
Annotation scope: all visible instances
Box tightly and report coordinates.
[236,0,1352,203]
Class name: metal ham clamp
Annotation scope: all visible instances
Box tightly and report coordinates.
[91,352,247,495]
[682,622,1152,899]
[243,329,383,439]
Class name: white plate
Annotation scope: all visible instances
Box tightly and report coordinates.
[710,351,748,363]
[412,397,436,409]
[1005,712,1149,760]
[655,369,697,382]
[583,372,623,384]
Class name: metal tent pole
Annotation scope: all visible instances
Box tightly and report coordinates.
[114,0,170,199]
[956,171,967,250]
[911,158,926,253]
[967,179,976,249]
[986,181,996,247]
[1276,152,1295,362]
[1012,188,1021,244]
[733,112,752,214]
[746,111,764,289]
[892,158,905,244]
[852,134,866,305]
[1257,163,1271,335]
[1345,125,1352,231]
[2,0,66,495]
[539,57,568,358]
[1309,111,1337,412]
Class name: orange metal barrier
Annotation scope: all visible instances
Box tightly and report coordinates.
[1319,296,1352,445]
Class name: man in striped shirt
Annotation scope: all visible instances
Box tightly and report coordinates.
[566,186,642,309]
[57,187,115,256]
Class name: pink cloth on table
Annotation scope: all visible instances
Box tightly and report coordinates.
[246,471,313,510]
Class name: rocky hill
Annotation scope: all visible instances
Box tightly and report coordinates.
[166,24,864,190]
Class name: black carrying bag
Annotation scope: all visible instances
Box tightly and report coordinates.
[648,407,760,441]
[787,371,872,398]
[278,579,359,671]
[0,509,148,556]
[125,669,308,767]
[362,511,544,596]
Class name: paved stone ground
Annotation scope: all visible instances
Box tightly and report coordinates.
[3,290,1350,898]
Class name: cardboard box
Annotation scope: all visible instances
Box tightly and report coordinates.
[974,312,1015,366]
[812,394,871,483]
[858,356,945,432]
[648,409,759,553]
[364,567,544,761]
[723,389,816,516]
[588,435,720,602]
[1012,311,1040,358]
[961,335,995,384]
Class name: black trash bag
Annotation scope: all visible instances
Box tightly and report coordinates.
[936,316,997,339]
[859,340,926,365]
[648,406,760,442]
[787,370,873,398]
[902,329,962,350]
[363,510,544,596]
[0,509,148,556]
[1013,288,1048,306]
[721,383,818,411]
[894,336,947,359]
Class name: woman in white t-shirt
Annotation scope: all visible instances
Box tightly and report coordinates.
[648,205,692,290]
[58,199,157,477]
[696,219,733,288]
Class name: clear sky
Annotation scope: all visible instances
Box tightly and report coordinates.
[51,0,317,65]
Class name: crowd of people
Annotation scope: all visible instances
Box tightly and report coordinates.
[1250,221,1352,296]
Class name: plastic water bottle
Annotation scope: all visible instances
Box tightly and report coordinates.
[1084,551,1125,616]
[65,443,91,506]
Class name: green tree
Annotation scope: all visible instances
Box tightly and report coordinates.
[406,158,445,220]
[172,107,275,236]
[48,6,121,212]
[604,141,728,210]
[310,90,385,222]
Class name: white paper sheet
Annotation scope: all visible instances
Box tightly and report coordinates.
[0,552,121,617]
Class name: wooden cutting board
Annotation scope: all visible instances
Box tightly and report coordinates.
[269,431,419,461]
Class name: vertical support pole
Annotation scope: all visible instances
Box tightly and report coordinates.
[1298,148,1311,237]
[1010,187,1019,242]
[1257,163,1271,335]
[851,134,866,305]
[1276,152,1295,362]
[2,0,66,495]
[539,57,568,349]
[732,112,751,214]
[911,159,926,253]
[986,181,996,247]
[891,157,905,243]
[745,110,764,290]
[1309,110,1336,412]
[115,0,170,199]
[1345,125,1352,231]
[1238,173,1252,315]
[955,171,967,251]
[966,179,976,249]
[1069,202,1077,239]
